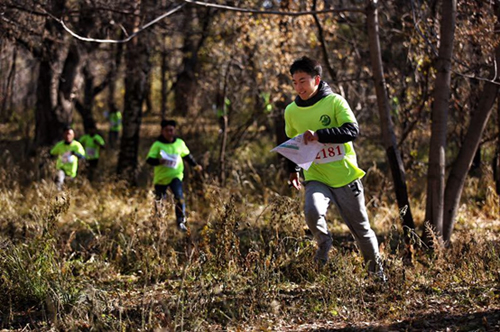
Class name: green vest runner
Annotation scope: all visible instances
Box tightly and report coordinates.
[50,140,86,178]
[285,93,365,188]
[109,112,122,132]
[79,134,105,160]
[147,138,190,185]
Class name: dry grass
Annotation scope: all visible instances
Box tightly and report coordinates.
[0,123,499,331]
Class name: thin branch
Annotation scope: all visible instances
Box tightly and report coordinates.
[410,0,500,86]
[0,16,45,39]
[311,0,336,81]
[56,4,185,44]
[452,70,500,86]
[2,3,48,17]
[46,0,365,44]
[65,7,136,16]
[183,0,365,15]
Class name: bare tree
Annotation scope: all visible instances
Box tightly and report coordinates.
[366,0,415,238]
[117,0,153,184]
[173,5,212,116]
[34,0,80,147]
[424,0,456,241]
[495,97,500,195]
[442,1,500,243]
[311,0,337,82]
[107,40,124,117]
[0,46,17,122]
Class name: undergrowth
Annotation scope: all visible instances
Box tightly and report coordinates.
[0,140,499,331]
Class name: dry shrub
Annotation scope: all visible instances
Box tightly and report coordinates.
[1,136,500,330]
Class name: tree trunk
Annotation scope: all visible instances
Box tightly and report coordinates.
[312,0,337,82]
[34,0,73,147]
[144,69,153,115]
[35,51,73,147]
[495,96,500,195]
[217,60,232,186]
[1,46,17,122]
[442,4,500,243]
[219,113,228,186]
[424,0,456,241]
[174,6,211,116]
[117,0,152,184]
[366,0,416,237]
[274,1,292,170]
[160,40,168,120]
[75,65,97,132]
[108,41,124,115]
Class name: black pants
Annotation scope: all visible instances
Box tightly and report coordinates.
[87,159,99,181]
[155,178,185,222]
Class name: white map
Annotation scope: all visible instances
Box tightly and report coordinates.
[271,134,323,170]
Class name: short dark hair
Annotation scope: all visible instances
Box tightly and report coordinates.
[63,124,73,132]
[161,119,176,128]
[290,56,322,77]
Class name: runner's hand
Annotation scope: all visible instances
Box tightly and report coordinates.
[303,130,318,145]
[194,165,203,172]
[289,172,301,190]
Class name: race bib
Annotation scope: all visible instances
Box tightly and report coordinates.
[86,147,96,158]
[160,151,180,169]
[314,143,346,164]
[61,151,75,164]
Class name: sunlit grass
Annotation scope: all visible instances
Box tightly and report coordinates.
[0,124,499,330]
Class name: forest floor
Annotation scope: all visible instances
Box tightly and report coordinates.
[1,120,499,331]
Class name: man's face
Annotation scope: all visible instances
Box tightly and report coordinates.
[161,125,176,142]
[63,129,74,143]
[292,71,320,101]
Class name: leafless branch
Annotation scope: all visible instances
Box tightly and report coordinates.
[184,0,365,16]
[2,3,48,17]
[410,0,500,86]
[54,4,185,44]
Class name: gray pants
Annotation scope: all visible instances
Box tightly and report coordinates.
[55,170,66,190]
[55,170,74,190]
[304,179,381,272]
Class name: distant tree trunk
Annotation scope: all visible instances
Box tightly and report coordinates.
[34,0,69,147]
[174,6,211,116]
[274,1,292,171]
[218,61,231,186]
[495,97,500,195]
[117,0,152,184]
[366,0,415,237]
[174,6,197,117]
[274,76,291,147]
[75,65,97,132]
[108,41,124,114]
[219,112,228,185]
[442,4,500,243]
[311,0,337,82]
[1,46,17,122]
[35,42,82,147]
[57,42,82,118]
[160,39,168,120]
[424,0,456,242]
[75,63,111,133]
[144,70,153,115]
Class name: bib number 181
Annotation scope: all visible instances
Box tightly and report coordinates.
[315,143,345,164]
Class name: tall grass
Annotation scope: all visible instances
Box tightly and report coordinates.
[1,129,499,330]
